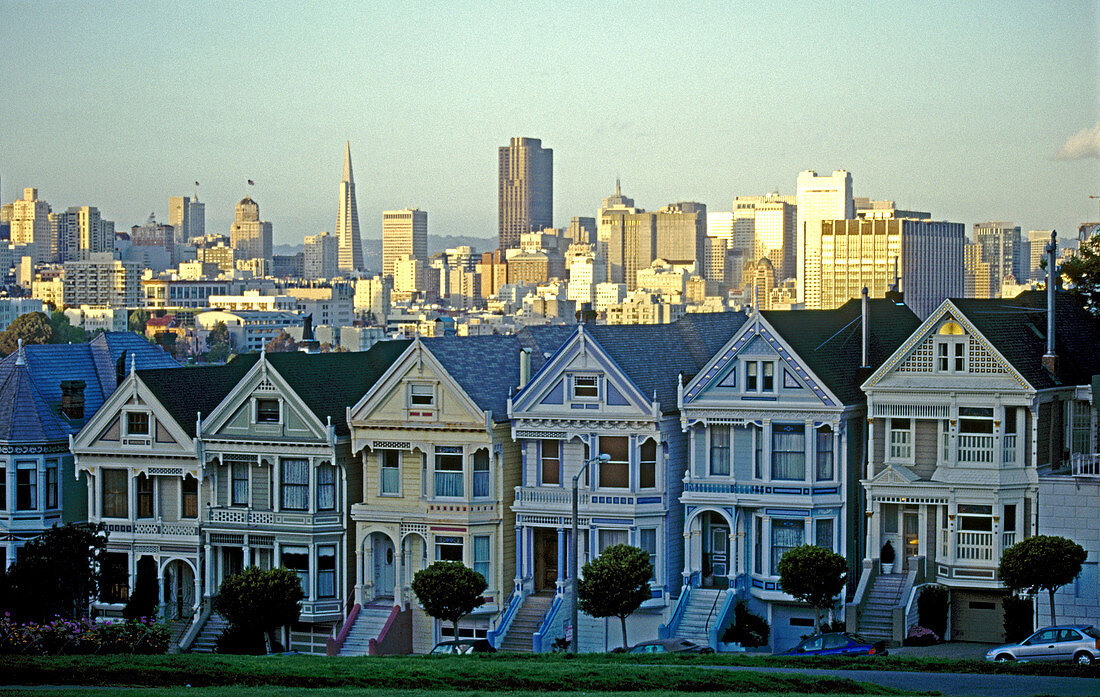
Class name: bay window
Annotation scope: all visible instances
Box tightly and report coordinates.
[16,462,36,511]
[317,464,336,510]
[815,426,834,480]
[45,461,58,509]
[639,439,657,489]
[771,518,804,573]
[280,458,309,510]
[317,546,336,598]
[434,448,463,498]
[771,424,806,480]
[598,528,628,553]
[282,546,309,594]
[472,450,490,498]
[598,436,629,488]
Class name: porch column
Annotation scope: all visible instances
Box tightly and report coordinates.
[308,542,317,601]
[760,516,771,576]
[556,527,566,581]
[156,558,164,619]
[946,501,958,566]
[805,420,815,483]
[242,544,251,568]
[204,543,214,598]
[993,397,1004,466]
[88,472,96,519]
[394,536,405,603]
[514,525,523,583]
[870,500,882,560]
[273,541,282,568]
[193,565,202,613]
[273,459,281,512]
[128,470,137,521]
[761,420,772,482]
[727,531,737,585]
[308,459,317,514]
[354,538,363,605]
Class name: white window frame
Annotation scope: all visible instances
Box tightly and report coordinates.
[124,411,151,436]
[935,338,968,373]
[571,374,600,401]
[379,450,401,496]
[888,417,914,463]
[744,360,776,393]
[254,397,281,424]
[408,383,436,408]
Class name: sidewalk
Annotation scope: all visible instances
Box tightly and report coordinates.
[889,641,997,660]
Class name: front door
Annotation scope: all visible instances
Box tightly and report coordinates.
[708,524,729,587]
[533,528,558,593]
[373,536,395,598]
[903,512,920,568]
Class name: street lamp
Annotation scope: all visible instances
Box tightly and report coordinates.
[571,451,610,653]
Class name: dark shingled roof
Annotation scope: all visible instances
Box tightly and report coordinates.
[761,298,921,404]
[420,335,522,421]
[0,352,72,443]
[523,312,750,414]
[951,291,1100,390]
[138,354,259,437]
[262,340,412,435]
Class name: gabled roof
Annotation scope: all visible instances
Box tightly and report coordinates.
[138,355,260,437]
[420,335,523,421]
[3,331,180,435]
[522,312,749,414]
[950,291,1100,390]
[760,299,921,404]
[261,341,412,435]
[0,351,72,443]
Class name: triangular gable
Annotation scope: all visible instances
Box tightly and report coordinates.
[202,355,327,441]
[72,371,193,454]
[681,316,841,407]
[863,300,1029,391]
[510,326,653,418]
[348,340,488,442]
[867,463,921,485]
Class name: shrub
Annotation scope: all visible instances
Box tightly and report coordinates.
[917,584,948,640]
[215,623,268,655]
[904,624,940,646]
[1003,595,1034,643]
[213,567,303,654]
[0,613,167,655]
[721,600,770,648]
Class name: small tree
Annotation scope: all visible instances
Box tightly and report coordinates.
[128,309,151,333]
[411,561,487,641]
[264,330,299,353]
[576,543,652,649]
[1061,233,1100,315]
[0,311,53,355]
[777,545,848,628]
[0,523,107,622]
[999,535,1086,625]
[213,567,304,653]
[49,310,87,344]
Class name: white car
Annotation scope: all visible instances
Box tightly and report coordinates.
[985,625,1100,665]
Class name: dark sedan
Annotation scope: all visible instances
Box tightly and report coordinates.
[627,638,714,654]
[777,632,888,657]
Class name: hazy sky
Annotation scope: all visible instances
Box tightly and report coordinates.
[2,1,1097,247]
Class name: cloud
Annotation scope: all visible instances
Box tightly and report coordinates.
[1055,124,1100,160]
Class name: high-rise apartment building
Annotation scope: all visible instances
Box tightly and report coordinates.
[169,195,205,246]
[974,221,1023,284]
[382,208,427,278]
[10,188,51,263]
[336,141,364,273]
[304,230,340,280]
[1026,229,1054,281]
[819,218,965,319]
[964,242,996,298]
[50,206,113,263]
[62,252,142,307]
[498,137,552,250]
[796,170,854,308]
[229,196,272,263]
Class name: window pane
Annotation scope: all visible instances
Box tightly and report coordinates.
[282,546,309,595]
[231,463,248,506]
[435,536,463,562]
[473,535,490,582]
[317,464,336,510]
[182,475,198,518]
[771,424,806,480]
[102,469,128,518]
[816,428,834,480]
[709,426,730,476]
[540,440,560,485]
[762,362,774,391]
[380,450,400,495]
[137,474,154,518]
[435,454,463,497]
[599,437,629,488]
[317,546,336,598]
[473,450,490,498]
[410,384,434,405]
[639,439,657,488]
[771,519,804,572]
[256,399,279,423]
[573,375,598,398]
[815,519,833,550]
[640,528,657,581]
[281,459,309,510]
[16,464,37,511]
[45,463,58,509]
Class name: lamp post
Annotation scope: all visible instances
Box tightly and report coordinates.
[571,451,610,654]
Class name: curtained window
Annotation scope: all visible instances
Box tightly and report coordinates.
[710,426,730,476]
[282,546,309,595]
[45,461,58,509]
[434,453,463,498]
[639,528,657,581]
[317,464,336,510]
[380,450,400,495]
[473,535,491,584]
[815,518,834,551]
[771,518,804,573]
[231,462,248,506]
[317,546,336,598]
[281,459,309,510]
[472,450,490,498]
[816,426,834,481]
[102,469,128,518]
[771,424,806,480]
[136,474,154,518]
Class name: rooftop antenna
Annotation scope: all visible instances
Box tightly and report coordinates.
[1090,194,1100,222]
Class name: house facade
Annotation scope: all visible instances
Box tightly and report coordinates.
[859,291,1099,642]
[677,299,919,651]
[346,336,521,653]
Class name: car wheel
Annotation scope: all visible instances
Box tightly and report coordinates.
[1075,652,1094,666]
[995,654,1015,662]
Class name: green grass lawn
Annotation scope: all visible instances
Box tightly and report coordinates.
[0,691,903,697]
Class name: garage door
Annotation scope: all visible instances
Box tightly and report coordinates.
[770,604,818,653]
[951,590,1006,643]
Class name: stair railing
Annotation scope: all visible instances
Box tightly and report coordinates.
[702,588,721,636]
[843,558,877,632]
[486,587,524,649]
[707,589,738,650]
[532,593,565,653]
[178,599,212,653]
[326,601,361,656]
[658,582,692,640]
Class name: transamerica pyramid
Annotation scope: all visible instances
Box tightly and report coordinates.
[336,141,364,273]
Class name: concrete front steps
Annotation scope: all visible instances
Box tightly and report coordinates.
[857,574,906,642]
[673,588,725,646]
[498,592,554,652]
[188,613,228,653]
[338,599,396,656]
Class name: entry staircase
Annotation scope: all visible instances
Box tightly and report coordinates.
[855,574,906,642]
[672,588,725,647]
[188,612,228,653]
[338,599,396,656]
[498,592,554,652]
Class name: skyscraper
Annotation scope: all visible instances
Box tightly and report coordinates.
[974,221,1024,284]
[382,208,428,278]
[10,188,51,263]
[796,170,854,309]
[498,137,552,251]
[229,196,272,263]
[304,231,339,280]
[169,195,205,245]
[336,141,364,273]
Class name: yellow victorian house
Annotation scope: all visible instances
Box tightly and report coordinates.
[341,335,526,654]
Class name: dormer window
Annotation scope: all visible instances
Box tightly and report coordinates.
[256,398,280,423]
[572,375,599,400]
[125,412,149,436]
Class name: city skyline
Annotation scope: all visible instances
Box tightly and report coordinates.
[0,1,1096,246]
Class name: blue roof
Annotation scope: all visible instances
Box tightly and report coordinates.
[0,353,72,443]
[420,335,523,421]
[2,332,180,439]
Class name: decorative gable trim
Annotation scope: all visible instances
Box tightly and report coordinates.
[200,354,328,441]
[868,464,921,485]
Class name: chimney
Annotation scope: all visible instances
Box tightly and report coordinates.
[861,287,870,369]
[60,380,86,421]
[518,347,532,389]
[1042,230,1058,374]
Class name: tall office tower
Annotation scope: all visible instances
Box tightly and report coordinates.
[606,206,705,290]
[598,180,641,281]
[655,202,707,274]
[169,195,206,245]
[964,242,996,298]
[382,208,428,278]
[1026,230,1055,280]
[10,188,51,263]
[566,216,596,244]
[796,170,854,308]
[974,221,1023,284]
[229,196,273,263]
[819,218,965,320]
[753,198,797,282]
[336,141,364,273]
[498,137,553,250]
[304,230,340,280]
[705,211,734,288]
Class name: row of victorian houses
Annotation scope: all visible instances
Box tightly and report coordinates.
[4,286,1100,653]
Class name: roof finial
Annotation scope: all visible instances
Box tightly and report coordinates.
[130,352,136,376]
[15,339,25,366]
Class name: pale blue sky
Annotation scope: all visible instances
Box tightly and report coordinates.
[1,0,1097,246]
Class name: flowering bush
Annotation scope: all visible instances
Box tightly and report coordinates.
[904,624,941,646]
[0,613,169,655]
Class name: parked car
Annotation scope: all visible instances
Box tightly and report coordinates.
[626,638,714,654]
[985,625,1100,664]
[776,632,888,657]
[429,639,497,655]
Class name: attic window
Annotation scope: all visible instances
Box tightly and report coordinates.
[126,412,149,436]
[256,398,280,423]
[409,384,435,407]
[572,375,599,399]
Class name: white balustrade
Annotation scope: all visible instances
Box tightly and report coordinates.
[957,434,994,464]
[955,530,994,561]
